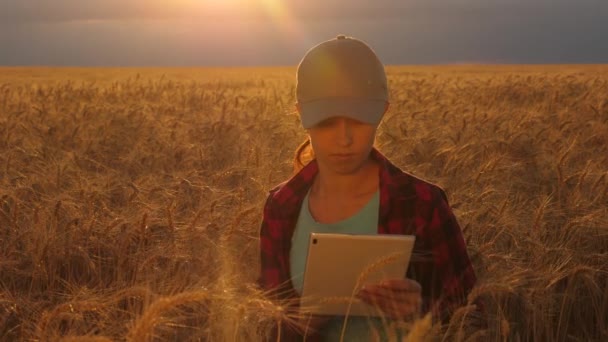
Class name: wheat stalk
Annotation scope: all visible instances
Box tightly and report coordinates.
[127,290,209,342]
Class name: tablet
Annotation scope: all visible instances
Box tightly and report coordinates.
[299,232,416,316]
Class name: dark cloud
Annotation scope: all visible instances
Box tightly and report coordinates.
[0,0,607,65]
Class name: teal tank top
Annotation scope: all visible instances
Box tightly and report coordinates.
[290,188,396,341]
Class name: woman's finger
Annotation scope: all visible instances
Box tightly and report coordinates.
[377,279,422,293]
[361,285,421,304]
[367,289,421,310]
[362,291,418,319]
[357,287,410,306]
[383,303,419,320]
[357,288,421,318]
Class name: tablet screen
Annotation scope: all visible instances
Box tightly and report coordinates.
[300,232,415,316]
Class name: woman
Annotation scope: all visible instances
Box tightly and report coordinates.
[258,35,480,341]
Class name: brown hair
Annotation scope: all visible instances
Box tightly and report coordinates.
[293,138,315,174]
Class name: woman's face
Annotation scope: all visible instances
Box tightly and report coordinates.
[306,115,378,175]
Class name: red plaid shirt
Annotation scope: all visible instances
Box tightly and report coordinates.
[258,148,480,340]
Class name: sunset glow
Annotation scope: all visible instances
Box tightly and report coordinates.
[167,0,305,41]
[257,0,304,42]
[169,0,295,19]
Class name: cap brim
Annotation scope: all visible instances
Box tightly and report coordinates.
[300,99,386,129]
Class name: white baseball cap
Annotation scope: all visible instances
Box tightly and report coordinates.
[296,34,389,129]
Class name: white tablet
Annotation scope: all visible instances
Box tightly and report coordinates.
[299,232,416,316]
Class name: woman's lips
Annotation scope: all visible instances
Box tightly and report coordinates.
[330,153,355,160]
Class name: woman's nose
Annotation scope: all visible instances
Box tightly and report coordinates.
[334,118,353,146]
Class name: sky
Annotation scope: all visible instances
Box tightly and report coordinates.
[1,0,607,66]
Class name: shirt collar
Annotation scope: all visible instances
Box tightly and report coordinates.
[271,147,403,207]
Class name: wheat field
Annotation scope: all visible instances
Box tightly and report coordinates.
[0,65,607,341]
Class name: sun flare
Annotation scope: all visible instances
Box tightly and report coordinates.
[174,0,287,16]
[178,0,305,42]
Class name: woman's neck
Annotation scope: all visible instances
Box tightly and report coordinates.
[312,158,379,199]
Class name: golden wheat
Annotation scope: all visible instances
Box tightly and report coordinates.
[0,65,607,341]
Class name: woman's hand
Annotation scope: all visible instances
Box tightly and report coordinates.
[296,314,331,334]
[356,278,422,320]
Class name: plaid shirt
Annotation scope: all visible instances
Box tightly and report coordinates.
[258,148,480,340]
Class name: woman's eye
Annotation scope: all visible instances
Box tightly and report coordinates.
[317,118,337,127]
[315,117,366,128]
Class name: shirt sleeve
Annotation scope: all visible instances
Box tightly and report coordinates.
[426,187,479,323]
[257,194,320,340]
[257,193,282,293]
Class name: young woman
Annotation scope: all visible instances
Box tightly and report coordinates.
[258,35,480,341]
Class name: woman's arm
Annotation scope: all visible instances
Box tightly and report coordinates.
[258,194,283,293]
[426,188,482,324]
[258,194,327,340]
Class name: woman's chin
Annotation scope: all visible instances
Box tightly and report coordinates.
[322,159,368,175]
